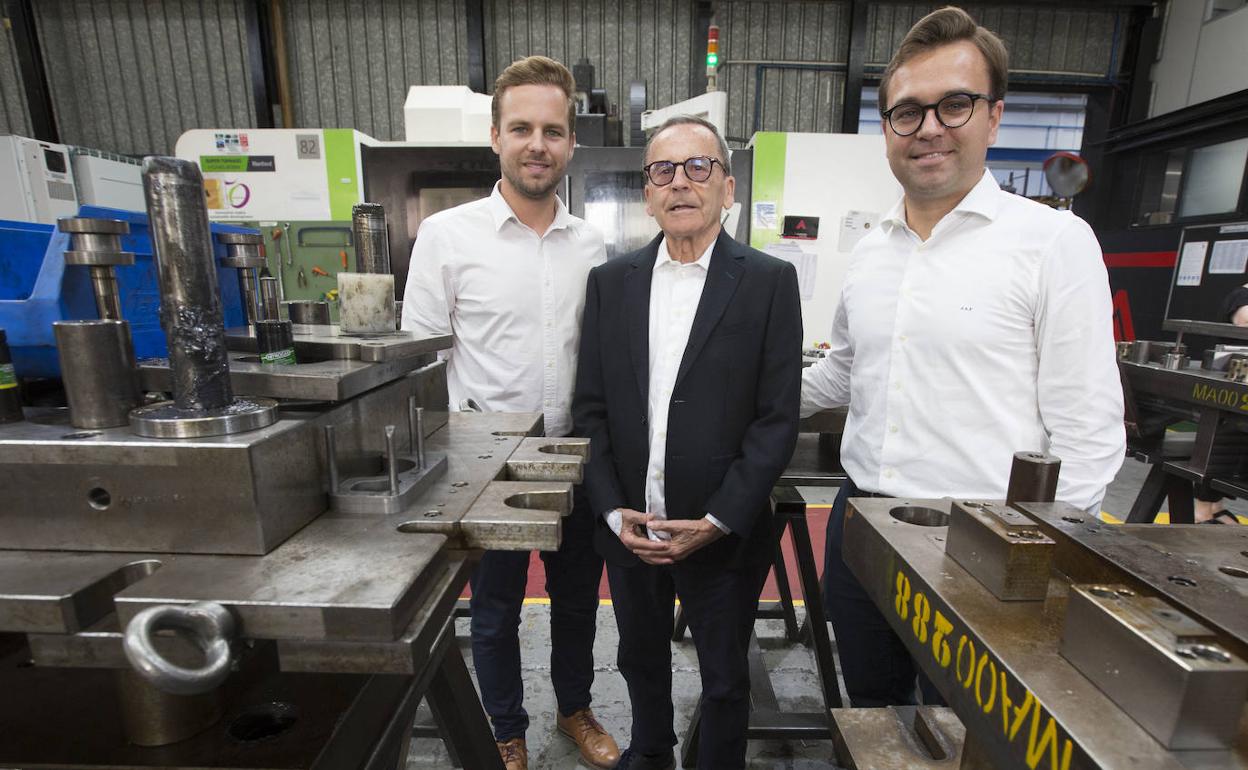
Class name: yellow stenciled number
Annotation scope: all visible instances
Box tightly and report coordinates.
[931,610,953,668]
[912,591,931,643]
[895,571,911,620]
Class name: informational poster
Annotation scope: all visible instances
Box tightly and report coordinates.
[752,201,777,230]
[764,241,817,300]
[1176,241,1209,286]
[838,210,880,253]
[1208,239,1248,275]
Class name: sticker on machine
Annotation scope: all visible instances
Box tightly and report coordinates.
[753,201,777,230]
[839,211,880,253]
[764,241,816,300]
[1176,241,1208,286]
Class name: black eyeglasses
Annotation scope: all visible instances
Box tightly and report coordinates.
[642,156,724,186]
[880,93,993,136]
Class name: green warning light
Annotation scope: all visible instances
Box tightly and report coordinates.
[706,53,718,67]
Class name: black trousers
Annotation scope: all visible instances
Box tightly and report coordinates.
[823,479,943,707]
[607,554,770,770]
[469,487,603,740]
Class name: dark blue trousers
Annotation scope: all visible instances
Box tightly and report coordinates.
[469,487,603,741]
[823,479,943,707]
[607,556,770,770]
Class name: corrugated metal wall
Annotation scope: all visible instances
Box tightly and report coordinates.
[33,0,256,156]
[864,4,1126,79]
[0,19,33,137]
[484,0,697,145]
[718,0,850,142]
[0,1,1133,154]
[283,0,468,141]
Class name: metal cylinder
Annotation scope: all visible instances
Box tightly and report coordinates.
[114,668,223,747]
[286,300,331,325]
[0,329,23,423]
[89,265,123,320]
[1005,451,1061,507]
[255,320,296,365]
[142,156,233,412]
[1162,352,1189,371]
[258,276,280,321]
[351,202,391,275]
[53,319,142,429]
[236,269,259,325]
[1130,340,1152,365]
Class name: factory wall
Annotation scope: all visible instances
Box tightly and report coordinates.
[0,20,32,138]
[31,0,257,156]
[284,0,469,141]
[484,0,698,145]
[1,0,1131,155]
[1150,0,1248,117]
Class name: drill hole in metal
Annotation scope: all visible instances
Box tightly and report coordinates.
[1174,645,1233,664]
[226,702,299,743]
[889,506,950,527]
[1168,575,1198,587]
[87,487,111,510]
[1218,566,1248,579]
[1061,516,1082,524]
[62,431,101,440]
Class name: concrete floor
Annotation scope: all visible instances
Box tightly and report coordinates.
[405,455,1243,769]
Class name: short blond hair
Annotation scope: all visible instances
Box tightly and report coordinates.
[491,56,577,132]
[878,6,1008,108]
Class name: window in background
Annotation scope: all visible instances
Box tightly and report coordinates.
[1177,137,1248,219]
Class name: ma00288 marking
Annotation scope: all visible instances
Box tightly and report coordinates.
[891,567,1082,770]
[1190,382,1248,412]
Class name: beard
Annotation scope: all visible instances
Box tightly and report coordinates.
[501,156,564,200]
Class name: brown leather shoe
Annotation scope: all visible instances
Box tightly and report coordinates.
[557,707,621,769]
[496,737,528,770]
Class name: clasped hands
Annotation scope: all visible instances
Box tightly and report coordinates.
[617,508,723,565]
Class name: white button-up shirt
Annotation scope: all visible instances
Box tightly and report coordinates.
[801,170,1125,511]
[607,236,728,537]
[401,183,605,437]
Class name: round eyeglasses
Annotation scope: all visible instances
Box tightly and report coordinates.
[880,93,993,137]
[642,156,724,186]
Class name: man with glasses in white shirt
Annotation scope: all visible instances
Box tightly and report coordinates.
[801,6,1125,706]
[402,56,617,770]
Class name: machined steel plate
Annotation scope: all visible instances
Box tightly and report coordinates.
[504,436,589,482]
[226,325,452,363]
[945,500,1055,601]
[841,497,1248,770]
[114,517,448,643]
[1018,503,1248,658]
[138,351,438,402]
[0,552,163,634]
[831,705,965,769]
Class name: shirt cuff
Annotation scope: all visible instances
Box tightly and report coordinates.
[605,508,623,536]
[704,513,731,534]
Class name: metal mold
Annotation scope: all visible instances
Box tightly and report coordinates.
[888,505,949,527]
[1060,583,1248,750]
[946,500,1055,601]
[504,436,590,482]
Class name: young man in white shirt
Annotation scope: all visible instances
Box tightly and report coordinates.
[402,56,618,770]
[800,6,1125,706]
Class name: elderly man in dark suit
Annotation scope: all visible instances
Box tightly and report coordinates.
[572,115,802,770]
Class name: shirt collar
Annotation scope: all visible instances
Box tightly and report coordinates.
[486,181,577,234]
[881,168,1001,233]
[656,235,715,271]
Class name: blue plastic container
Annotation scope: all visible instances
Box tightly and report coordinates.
[0,206,257,379]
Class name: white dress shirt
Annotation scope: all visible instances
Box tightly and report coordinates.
[801,170,1124,511]
[401,182,605,438]
[606,236,729,537]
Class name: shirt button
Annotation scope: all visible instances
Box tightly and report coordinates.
[894,382,902,391]
[659,430,666,439]
[899,335,907,343]
[884,469,895,479]
[889,424,898,434]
